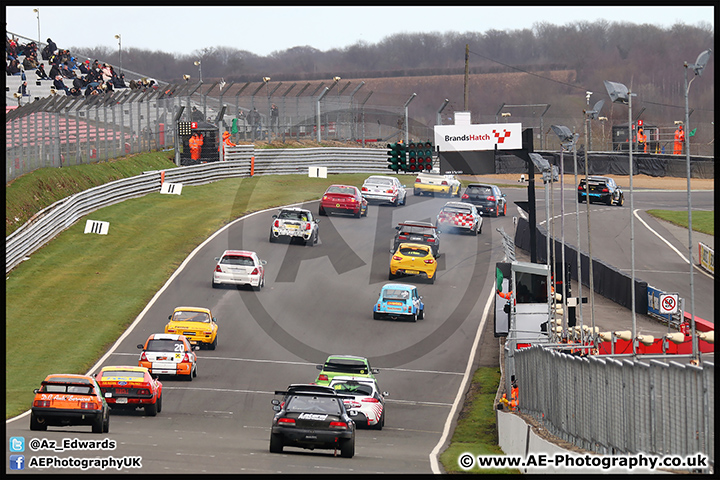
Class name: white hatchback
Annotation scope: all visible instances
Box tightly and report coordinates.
[329,376,388,430]
[212,250,266,290]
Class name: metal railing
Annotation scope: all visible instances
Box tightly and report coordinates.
[6,147,393,274]
[511,345,714,468]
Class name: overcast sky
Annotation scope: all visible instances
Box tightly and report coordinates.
[6,6,714,57]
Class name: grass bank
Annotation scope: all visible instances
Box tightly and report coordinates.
[439,367,520,474]
[5,153,411,418]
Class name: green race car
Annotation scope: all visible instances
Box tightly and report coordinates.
[314,355,379,386]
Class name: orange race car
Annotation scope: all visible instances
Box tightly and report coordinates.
[95,366,163,416]
[30,374,110,433]
[137,333,198,380]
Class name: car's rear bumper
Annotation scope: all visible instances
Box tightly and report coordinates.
[272,426,353,448]
[31,407,103,426]
[415,185,451,194]
[213,272,262,287]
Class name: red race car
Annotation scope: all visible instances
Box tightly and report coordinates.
[319,184,368,218]
[95,365,163,416]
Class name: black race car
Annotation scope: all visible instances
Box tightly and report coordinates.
[392,221,440,257]
[270,385,357,458]
[578,176,624,206]
[461,183,507,217]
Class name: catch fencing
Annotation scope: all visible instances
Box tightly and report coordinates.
[512,345,714,468]
[5,78,424,183]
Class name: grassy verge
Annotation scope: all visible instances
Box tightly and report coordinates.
[6,151,178,236]
[4,156,412,418]
[647,209,714,236]
[439,367,520,474]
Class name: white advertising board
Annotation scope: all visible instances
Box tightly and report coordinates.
[434,122,523,152]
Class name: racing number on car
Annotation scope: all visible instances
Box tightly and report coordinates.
[174,344,183,352]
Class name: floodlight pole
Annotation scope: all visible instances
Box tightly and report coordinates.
[628,89,637,358]
[583,117,597,346]
[404,93,417,144]
[571,133,584,333]
[682,49,711,363]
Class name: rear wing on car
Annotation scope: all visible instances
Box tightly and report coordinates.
[397,222,436,229]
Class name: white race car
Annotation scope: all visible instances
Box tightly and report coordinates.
[329,376,388,430]
[212,250,266,290]
[269,207,319,246]
[361,175,407,206]
[436,201,482,235]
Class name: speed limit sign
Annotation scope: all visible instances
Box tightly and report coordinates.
[659,294,678,314]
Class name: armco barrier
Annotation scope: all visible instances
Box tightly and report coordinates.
[6,147,392,274]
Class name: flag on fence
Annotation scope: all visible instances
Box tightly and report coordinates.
[689,127,697,137]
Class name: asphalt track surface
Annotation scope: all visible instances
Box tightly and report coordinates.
[6,181,714,474]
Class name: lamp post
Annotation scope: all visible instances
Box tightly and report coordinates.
[194,61,202,83]
[33,8,41,44]
[551,125,580,333]
[114,34,122,74]
[604,79,637,357]
[683,48,711,363]
[403,93,417,145]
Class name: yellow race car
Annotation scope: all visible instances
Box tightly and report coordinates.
[413,172,462,197]
[164,306,218,350]
[389,243,437,284]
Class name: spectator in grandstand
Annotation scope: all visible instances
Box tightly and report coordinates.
[78,60,91,75]
[17,80,29,97]
[42,38,57,60]
[112,72,127,89]
[53,75,70,95]
[68,86,82,97]
[7,58,22,75]
[60,63,76,79]
[101,63,112,83]
[22,51,39,70]
[6,36,18,60]
[48,63,61,80]
[36,63,50,80]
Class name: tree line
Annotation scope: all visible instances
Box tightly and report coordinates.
[71,20,713,147]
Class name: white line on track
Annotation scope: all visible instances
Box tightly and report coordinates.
[109,353,465,377]
[429,285,495,474]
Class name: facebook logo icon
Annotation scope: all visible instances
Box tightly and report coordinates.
[10,454,25,470]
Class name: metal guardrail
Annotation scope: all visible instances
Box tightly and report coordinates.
[513,346,714,467]
[6,147,392,273]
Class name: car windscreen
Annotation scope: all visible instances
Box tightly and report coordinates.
[100,371,146,380]
[399,225,434,235]
[467,186,493,196]
[146,339,185,352]
[172,311,211,323]
[383,289,410,301]
[326,186,355,195]
[278,210,308,221]
[221,255,254,266]
[323,360,369,374]
[332,383,374,396]
[43,384,93,394]
[441,207,471,215]
[399,246,430,257]
[286,395,342,414]
[366,177,392,185]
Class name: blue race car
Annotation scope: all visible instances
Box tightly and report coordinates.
[373,283,424,322]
